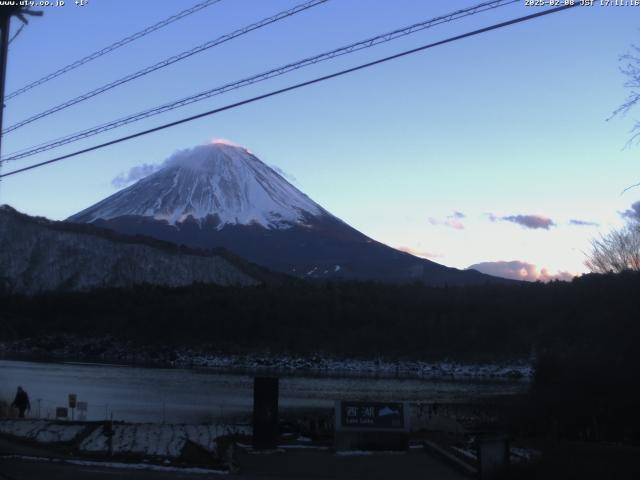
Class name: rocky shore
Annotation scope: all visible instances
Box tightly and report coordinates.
[0,335,532,381]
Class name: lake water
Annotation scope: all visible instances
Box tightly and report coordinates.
[0,359,527,423]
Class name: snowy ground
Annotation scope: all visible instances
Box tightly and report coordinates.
[80,423,249,458]
[0,419,87,444]
[0,419,249,461]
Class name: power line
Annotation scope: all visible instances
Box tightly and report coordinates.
[8,23,24,46]
[0,3,578,180]
[2,0,329,135]
[4,0,224,101]
[1,0,519,163]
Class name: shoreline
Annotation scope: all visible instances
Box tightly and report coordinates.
[0,341,533,382]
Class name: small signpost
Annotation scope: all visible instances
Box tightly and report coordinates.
[55,407,68,420]
[68,393,77,420]
[335,400,410,451]
[76,401,88,421]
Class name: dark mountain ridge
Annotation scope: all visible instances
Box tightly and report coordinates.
[0,205,282,294]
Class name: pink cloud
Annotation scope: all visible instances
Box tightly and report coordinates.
[468,260,574,282]
[209,138,242,147]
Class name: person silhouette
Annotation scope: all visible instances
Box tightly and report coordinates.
[11,386,31,418]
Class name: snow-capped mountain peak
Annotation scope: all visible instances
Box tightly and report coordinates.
[69,142,325,229]
[68,141,507,285]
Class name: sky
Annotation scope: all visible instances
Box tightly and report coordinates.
[1,0,639,281]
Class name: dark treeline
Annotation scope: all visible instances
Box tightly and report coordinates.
[2,272,640,444]
[0,271,638,362]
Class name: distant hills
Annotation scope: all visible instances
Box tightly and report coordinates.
[0,205,270,295]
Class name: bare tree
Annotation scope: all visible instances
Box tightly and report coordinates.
[586,222,640,273]
[610,45,640,193]
[587,46,640,272]
[612,45,640,144]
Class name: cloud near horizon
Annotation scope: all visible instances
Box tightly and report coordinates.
[428,211,465,230]
[501,214,555,230]
[488,212,595,228]
[569,218,599,227]
[468,260,574,282]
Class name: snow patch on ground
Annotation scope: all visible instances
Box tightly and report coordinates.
[79,423,249,458]
[0,420,87,443]
[451,445,541,464]
[510,447,542,463]
[452,446,477,461]
[1,419,249,462]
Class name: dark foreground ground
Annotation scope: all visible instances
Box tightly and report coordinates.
[0,452,467,480]
[4,438,640,480]
[0,438,466,480]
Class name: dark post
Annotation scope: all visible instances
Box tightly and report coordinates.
[0,6,42,164]
[252,377,279,449]
[0,10,11,158]
[477,433,510,480]
[103,419,114,456]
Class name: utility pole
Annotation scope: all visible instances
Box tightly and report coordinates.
[0,6,42,178]
[0,8,12,160]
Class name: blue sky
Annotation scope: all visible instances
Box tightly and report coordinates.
[2,0,639,279]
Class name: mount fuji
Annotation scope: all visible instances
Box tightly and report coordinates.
[68,142,500,285]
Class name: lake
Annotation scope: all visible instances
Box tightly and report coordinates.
[0,359,527,423]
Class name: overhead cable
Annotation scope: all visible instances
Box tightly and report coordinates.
[2,0,517,162]
[0,3,579,179]
[5,0,225,101]
[2,0,329,134]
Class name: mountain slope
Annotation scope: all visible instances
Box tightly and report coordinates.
[68,142,505,286]
[70,143,325,228]
[0,205,261,295]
